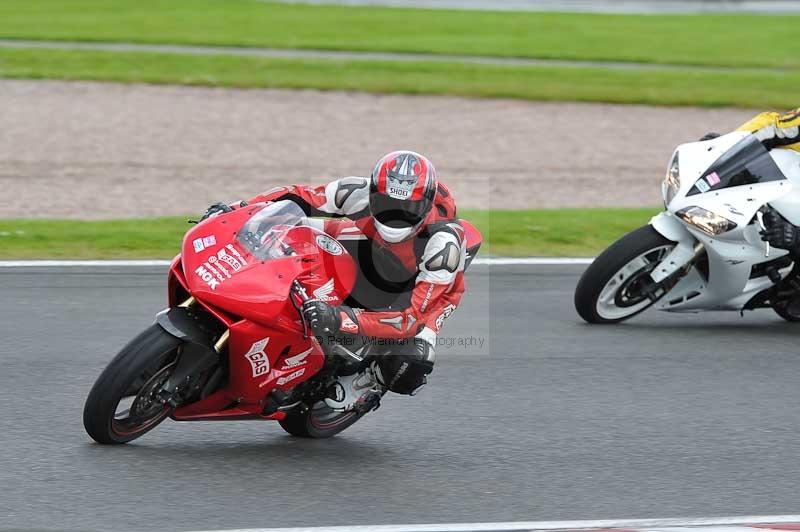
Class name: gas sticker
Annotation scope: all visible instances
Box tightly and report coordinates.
[244,337,270,377]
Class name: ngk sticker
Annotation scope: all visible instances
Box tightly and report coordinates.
[195,264,220,290]
[277,368,305,386]
[195,259,227,290]
[244,338,270,377]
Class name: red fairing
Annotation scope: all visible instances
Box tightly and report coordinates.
[181,210,356,327]
[165,203,358,421]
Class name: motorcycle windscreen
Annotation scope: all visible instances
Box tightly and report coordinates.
[687,135,787,196]
[236,200,309,259]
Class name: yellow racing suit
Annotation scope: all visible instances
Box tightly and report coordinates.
[737,108,800,151]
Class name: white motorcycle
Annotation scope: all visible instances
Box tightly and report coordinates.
[575,131,800,323]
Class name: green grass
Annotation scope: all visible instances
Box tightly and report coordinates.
[1,48,798,108]
[0,209,660,259]
[0,0,798,69]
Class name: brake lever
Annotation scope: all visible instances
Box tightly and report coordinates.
[757,211,770,257]
[291,281,311,339]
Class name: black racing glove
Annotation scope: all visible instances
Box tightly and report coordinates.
[760,211,800,252]
[301,300,359,336]
[302,300,340,336]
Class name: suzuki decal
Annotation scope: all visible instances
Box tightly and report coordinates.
[244,337,270,377]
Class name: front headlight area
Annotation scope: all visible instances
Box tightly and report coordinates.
[676,206,737,236]
[662,152,681,207]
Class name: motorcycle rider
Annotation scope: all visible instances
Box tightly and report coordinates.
[705,109,800,251]
[202,151,475,412]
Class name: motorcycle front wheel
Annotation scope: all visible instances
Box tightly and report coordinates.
[574,225,676,324]
[83,325,181,444]
[773,298,800,322]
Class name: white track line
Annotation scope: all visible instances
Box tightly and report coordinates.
[0,258,593,268]
[187,515,800,532]
[0,260,173,267]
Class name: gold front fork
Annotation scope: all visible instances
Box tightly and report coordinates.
[178,296,229,352]
[214,330,230,353]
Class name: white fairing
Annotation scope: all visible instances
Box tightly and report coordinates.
[647,131,800,312]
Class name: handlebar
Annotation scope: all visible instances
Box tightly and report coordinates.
[292,280,310,302]
[291,280,363,364]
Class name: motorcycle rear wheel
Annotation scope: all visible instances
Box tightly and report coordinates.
[574,224,676,324]
[279,401,364,438]
[83,325,181,444]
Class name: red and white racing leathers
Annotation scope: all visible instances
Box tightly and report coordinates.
[247,177,467,344]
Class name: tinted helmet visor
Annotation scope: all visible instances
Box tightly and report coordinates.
[369,193,429,228]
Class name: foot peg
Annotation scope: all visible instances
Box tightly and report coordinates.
[355,391,382,414]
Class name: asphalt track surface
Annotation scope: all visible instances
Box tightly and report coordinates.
[3,265,800,531]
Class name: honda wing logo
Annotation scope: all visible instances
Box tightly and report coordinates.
[313,278,338,302]
[281,347,313,369]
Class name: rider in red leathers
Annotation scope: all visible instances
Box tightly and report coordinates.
[203,151,480,411]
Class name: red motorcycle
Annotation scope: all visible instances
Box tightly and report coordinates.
[83,200,481,443]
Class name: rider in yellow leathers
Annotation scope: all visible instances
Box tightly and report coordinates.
[714,109,800,248]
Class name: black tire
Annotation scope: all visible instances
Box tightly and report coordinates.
[574,225,675,324]
[83,324,181,444]
[773,299,800,322]
[279,402,365,438]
